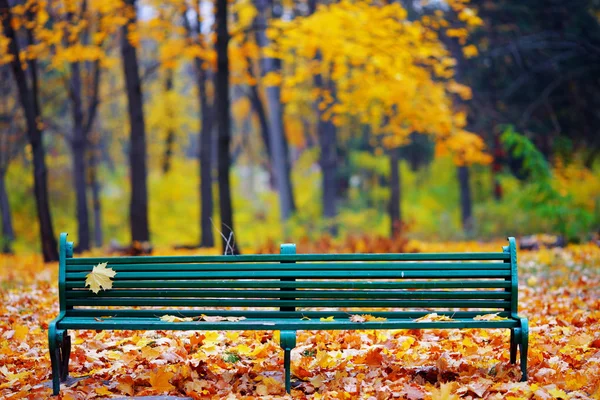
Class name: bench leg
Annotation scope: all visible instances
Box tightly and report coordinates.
[519,318,529,382]
[510,328,519,364]
[48,326,71,396]
[60,332,72,381]
[279,330,297,394]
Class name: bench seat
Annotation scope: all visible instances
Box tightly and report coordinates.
[56,315,520,331]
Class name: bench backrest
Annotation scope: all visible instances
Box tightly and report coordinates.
[59,234,518,321]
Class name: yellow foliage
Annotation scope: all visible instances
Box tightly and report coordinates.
[273,0,488,164]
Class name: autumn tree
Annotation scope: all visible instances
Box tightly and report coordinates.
[0,0,58,261]
[40,0,122,251]
[121,0,150,244]
[274,0,491,237]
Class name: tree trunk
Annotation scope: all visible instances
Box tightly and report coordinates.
[89,145,103,248]
[389,148,402,238]
[254,0,296,221]
[215,0,238,253]
[162,69,175,174]
[0,170,14,254]
[70,59,91,252]
[458,165,474,236]
[197,58,215,248]
[492,133,503,200]
[314,61,338,234]
[246,56,275,186]
[183,5,215,248]
[121,0,150,244]
[1,1,58,261]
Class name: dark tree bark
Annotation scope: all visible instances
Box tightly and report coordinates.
[84,58,103,248]
[389,148,402,238]
[1,0,58,261]
[0,170,14,254]
[69,59,91,252]
[215,0,238,253]
[89,143,103,248]
[254,0,296,221]
[314,62,338,234]
[121,0,150,243]
[161,69,175,174]
[183,6,215,248]
[458,165,474,236]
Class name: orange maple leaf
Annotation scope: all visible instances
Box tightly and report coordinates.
[148,368,175,393]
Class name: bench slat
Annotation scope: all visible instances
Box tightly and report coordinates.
[56,316,519,331]
[66,252,510,265]
[65,289,511,300]
[64,262,510,272]
[66,298,511,308]
[65,280,512,289]
[65,270,511,280]
[64,309,514,319]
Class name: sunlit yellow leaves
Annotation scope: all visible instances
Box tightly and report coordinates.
[431,382,460,400]
[85,262,116,294]
[462,44,479,58]
[263,71,282,87]
[13,324,28,341]
[447,80,473,100]
[148,368,176,393]
[0,33,14,65]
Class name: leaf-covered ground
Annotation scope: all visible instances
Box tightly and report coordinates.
[1,243,599,399]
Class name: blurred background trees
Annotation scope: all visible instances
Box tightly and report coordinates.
[1,0,599,256]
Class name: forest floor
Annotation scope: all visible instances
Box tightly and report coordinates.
[1,241,599,399]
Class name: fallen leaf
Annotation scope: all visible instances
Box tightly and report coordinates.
[414,313,455,322]
[85,262,116,294]
[95,387,113,396]
[474,313,509,321]
[199,314,246,322]
[148,368,175,393]
[13,324,28,341]
[320,316,335,322]
[160,315,194,323]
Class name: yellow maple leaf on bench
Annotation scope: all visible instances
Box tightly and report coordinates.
[85,263,116,294]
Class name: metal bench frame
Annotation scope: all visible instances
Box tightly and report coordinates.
[49,233,528,395]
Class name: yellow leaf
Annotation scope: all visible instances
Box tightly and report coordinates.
[414,313,455,322]
[350,314,388,323]
[85,262,116,294]
[320,316,335,322]
[431,382,459,400]
[95,387,113,396]
[13,324,28,341]
[548,387,568,399]
[474,313,508,321]
[160,315,194,323]
[148,368,175,393]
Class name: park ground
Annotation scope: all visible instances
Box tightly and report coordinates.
[1,241,599,399]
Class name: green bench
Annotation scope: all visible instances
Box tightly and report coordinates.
[49,233,528,395]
